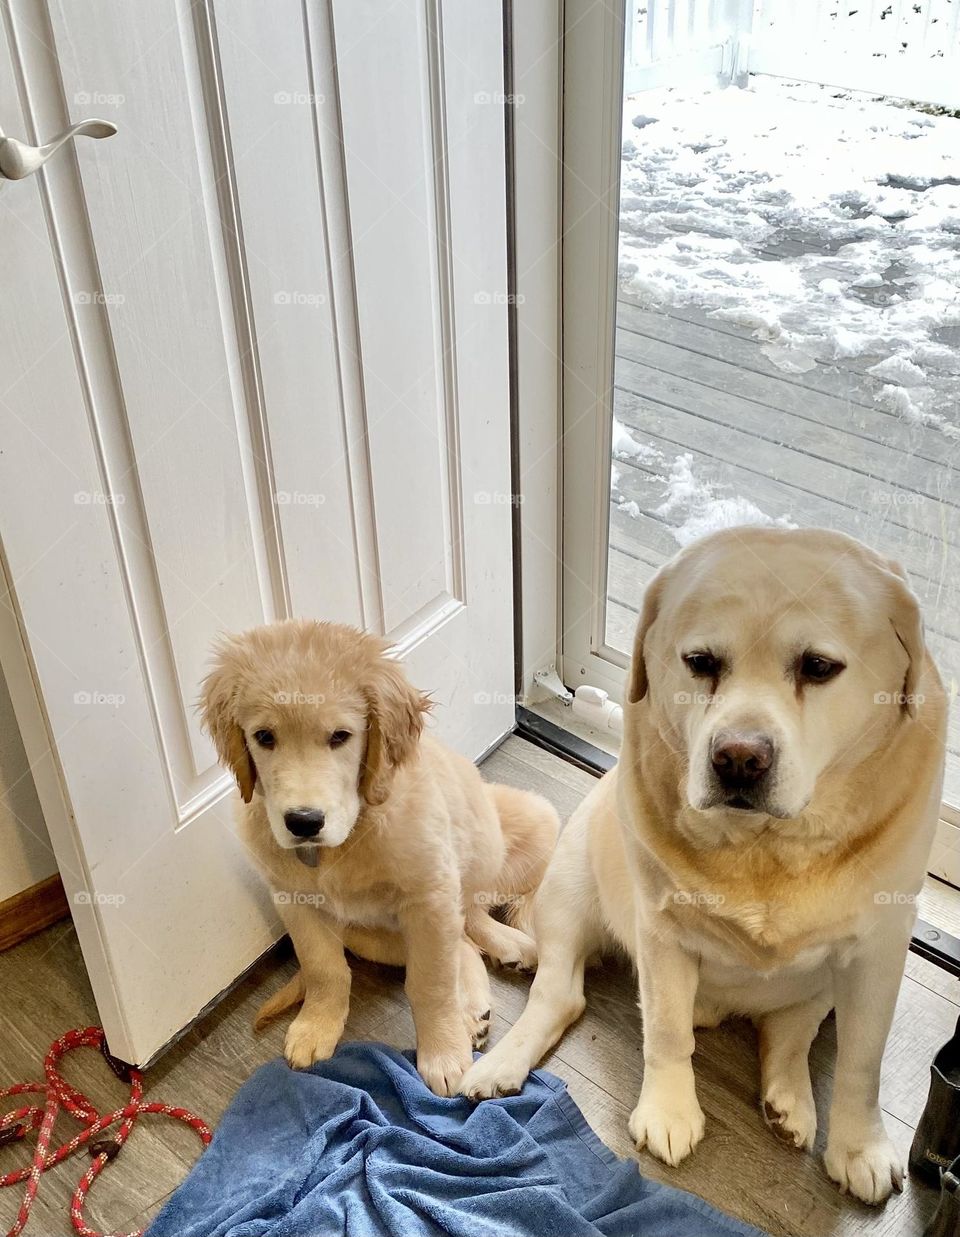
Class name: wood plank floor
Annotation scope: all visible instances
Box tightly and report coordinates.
[0,735,957,1235]
[609,290,960,795]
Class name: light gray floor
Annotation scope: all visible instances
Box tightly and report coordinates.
[0,734,957,1236]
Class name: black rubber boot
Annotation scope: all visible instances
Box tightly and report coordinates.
[925,1156,960,1237]
[912,1012,960,1188]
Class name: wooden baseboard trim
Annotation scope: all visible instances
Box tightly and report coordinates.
[0,874,69,952]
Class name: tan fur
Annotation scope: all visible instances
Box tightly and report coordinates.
[200,619,560,1095]
[484,783,559,936]
[461,528,946,1205]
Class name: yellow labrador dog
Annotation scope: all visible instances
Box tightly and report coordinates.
[460,527,946,1205]
[201,620,559,1096]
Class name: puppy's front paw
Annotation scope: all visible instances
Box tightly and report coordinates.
[629,1079,705,1167]
[458,1043,530,1100]
[417,1038,473,1097]
[825,1125,904,1205]
[283,1008,343,1070]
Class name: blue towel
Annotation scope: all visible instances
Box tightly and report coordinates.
[146,1042,766,1237]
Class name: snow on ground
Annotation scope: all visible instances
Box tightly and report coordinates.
[611,423,796,545]
[653,453,796,547]
[619,77,960,434]
[612,416,661,463]
[614,77,960,546]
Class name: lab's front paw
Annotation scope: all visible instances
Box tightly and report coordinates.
[458,1041,530,1100]
[825,1112,903,1204]
[283,1006,344,1069]
[629,1071,705,1167]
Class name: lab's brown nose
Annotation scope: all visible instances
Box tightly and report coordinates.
[711,732,774,788]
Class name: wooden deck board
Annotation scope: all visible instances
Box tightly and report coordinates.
[616,301,960,471]
[610,414,960,643]
[613,370,960,556]
[620,291,960,389]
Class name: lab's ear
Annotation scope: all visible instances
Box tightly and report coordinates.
[627,566,670,704]
[881,560,925,719]
[359,655,431,808]
[199,643,257,803]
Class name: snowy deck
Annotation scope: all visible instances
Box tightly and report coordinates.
[608,80,960,790]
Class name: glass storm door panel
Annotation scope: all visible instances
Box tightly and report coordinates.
[561,0,960,883]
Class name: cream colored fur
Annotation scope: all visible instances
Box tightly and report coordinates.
[201,619,559,1096]
[459,528,946,1206]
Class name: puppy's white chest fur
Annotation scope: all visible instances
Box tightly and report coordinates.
[313,884,399,931]
[281,860,402,930]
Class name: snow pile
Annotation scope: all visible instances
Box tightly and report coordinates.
[654,453,795,547]
[619,79,960,436]
[612,417,660,463]
[611,418,792,545]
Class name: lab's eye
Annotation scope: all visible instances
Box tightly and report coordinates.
[329,729,352,749]
[253,729,276,749]
[799,653,844,684]
[683,651,722,679]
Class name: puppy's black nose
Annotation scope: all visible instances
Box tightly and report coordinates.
[284,808,325,838]
[711,732,774,788]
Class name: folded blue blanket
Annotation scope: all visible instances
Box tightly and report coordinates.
[146,1042,765,1237]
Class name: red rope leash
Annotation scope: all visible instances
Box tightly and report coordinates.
[0,1027,212,1237]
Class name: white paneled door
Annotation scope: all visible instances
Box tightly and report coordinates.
[0,0,513,1064]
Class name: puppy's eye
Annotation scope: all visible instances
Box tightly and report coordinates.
[798,653,844,684]
[253,729,276,749]
[683,651,721,679]
[329,729,352,749]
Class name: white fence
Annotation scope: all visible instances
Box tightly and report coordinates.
[624,0,750,91]
[625,0,960,109]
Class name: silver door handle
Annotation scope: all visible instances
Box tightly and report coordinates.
[0,119,116,181]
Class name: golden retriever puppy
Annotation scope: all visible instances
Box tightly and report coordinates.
[201,619,559,1095]
[460,527,946,1205]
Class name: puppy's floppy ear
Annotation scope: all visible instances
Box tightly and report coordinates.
[627,566,670,704]
[199,644,257,803]
[880,558,925,719]
[360,654,431,808]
